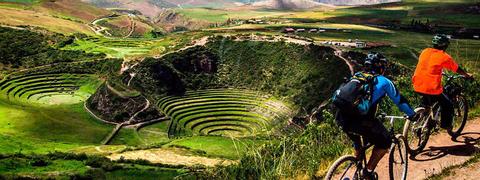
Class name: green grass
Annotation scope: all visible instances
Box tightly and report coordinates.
[165,136,261,159]
[0,74,102,105]
[0,158,87,176]
[109,128,144,146]
[0,154,192,179]
[0,101,112,154]
[281,0,480,27]
[0,0,37,4]
[175,8,290,23]
[158,89,290,137]
[63,32,210,58]
[105,167,191,180]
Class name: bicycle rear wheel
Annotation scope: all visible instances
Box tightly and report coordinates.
[402,108,431,155]
[448,95,468,137]
[324,155,361,180]
[389,135,408,180]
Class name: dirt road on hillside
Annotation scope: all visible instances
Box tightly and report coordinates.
[375,118,480,180]
[108,148,234,167]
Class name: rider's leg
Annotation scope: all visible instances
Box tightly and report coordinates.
[419,93,436,107]
[335,110,363,159]
[366,147,388,171]
[361,117,391,171]
[439,93,454,129]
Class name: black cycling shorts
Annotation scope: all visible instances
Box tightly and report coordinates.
[335,110,391,149]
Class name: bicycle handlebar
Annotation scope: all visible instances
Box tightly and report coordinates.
[377,113,407,124]
[442,72,465,79]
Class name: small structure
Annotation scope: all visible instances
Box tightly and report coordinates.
[283,28,295,33]
[356,41,367,48]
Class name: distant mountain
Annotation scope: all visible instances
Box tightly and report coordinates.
[80,0,401,18]
[81,0,243,17]
[81,0,173,17]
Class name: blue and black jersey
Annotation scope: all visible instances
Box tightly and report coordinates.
[371,75,415,117]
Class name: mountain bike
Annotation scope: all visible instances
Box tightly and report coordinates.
[324,114,408,180]
[402,73,470,155]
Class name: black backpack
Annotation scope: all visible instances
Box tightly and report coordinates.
[332,72,376,115]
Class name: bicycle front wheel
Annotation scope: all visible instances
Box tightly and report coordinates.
[448,95,468,137]
[402,108,431,155]
[324,155,360,180]
[389,135,408,180]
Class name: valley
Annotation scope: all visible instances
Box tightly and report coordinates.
[0,0,479,179]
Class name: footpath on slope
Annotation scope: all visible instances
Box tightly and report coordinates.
[108,147,234,167]
[375,118,480,180]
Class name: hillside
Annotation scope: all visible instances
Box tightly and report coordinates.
[39,0,112,23]
[0,0,112,35]
[1,0,480,179]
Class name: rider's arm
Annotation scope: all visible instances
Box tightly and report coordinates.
[442,54,459,72]
[378,76,416,117]
[444,54,473,78]
[457,67,473,79]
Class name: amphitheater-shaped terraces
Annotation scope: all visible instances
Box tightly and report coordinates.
[157,89,292,137]
[0,72,94,104]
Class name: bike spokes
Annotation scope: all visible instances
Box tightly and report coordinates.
[333,162,358,180]
[404,111,431,154]
[389,137,408,180]
[448,95,468,137]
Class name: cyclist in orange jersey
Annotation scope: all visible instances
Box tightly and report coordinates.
[412,34,473,130]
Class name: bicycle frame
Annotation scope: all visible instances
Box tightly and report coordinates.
[417,73,465,132]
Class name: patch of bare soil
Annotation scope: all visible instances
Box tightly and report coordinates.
[375,118,480,180]
[108,148,235,167]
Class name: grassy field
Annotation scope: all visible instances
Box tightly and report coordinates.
[284,0,480,27]
[0,101,112,154]
[165,136,262,159]
[0,0,37,4]
[0,7,93,35]
[0,73,114,154]
[63,32,209,58]
[176,8,291,23]
[38,0,111,23]
[0,0,479,178]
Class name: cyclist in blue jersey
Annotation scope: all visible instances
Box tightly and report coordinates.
[335,52,417,179]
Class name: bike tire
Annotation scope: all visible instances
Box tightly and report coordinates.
[324,155,360,180]
[389,135,408,180]
[402,108,431,155]
[447,95,468,137]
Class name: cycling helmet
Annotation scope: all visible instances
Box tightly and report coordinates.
[364,52,387,74]
[432,34,450,47]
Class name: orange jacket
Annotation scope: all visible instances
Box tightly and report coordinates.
[412,48,458,95]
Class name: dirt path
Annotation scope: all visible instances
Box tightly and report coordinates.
[108,148,234,167]
[124,14,136,38]
[375,118,480,180]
